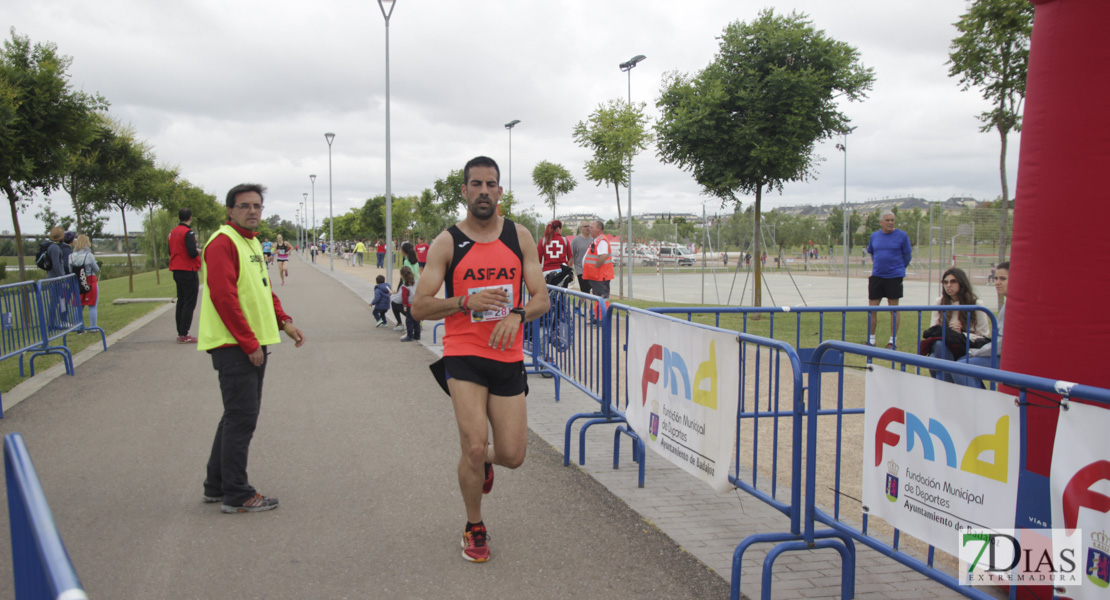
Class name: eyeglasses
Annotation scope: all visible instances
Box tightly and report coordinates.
[942,278,959,284]
[234,203,264,211]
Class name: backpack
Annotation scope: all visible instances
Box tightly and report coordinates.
[36,240,55,272]
[70,254,92,294]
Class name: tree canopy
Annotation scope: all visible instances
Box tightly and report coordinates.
[947,0,1032,267]
[531,160,577,220]
[655,9,874,305]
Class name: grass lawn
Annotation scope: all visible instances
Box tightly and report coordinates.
[1,270,178,395]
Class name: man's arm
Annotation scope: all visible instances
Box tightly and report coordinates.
[901,232,912,267]
[185,229,199,258]
[486,224,551,351]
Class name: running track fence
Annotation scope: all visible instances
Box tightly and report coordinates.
[4,432,87,600]
[1,276,105,416]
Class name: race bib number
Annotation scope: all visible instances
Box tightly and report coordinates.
[468,284,512,323]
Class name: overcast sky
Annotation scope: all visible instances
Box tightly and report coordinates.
[5,0,1020,236]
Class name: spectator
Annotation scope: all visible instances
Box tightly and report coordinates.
[375,239,386,268]
[866,210,912,348]
[570,221,593,293]
[952,262,1008,389]
[169,209,201,343]
[371,274,391,327]
[69,234,100,331]
[922,267,990,382]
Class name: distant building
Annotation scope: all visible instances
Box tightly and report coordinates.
[776,196,983,221]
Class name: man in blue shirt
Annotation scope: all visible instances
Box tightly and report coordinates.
[866,211,912,348]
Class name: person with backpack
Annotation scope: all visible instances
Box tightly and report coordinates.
[169,208,202,343]
[41,227,68,278]
[68,235,100,331]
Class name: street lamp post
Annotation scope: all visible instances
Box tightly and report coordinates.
[377,0,397,287]
[505,120,520,194]
[619,54,645,300]
[295,207,300,252]
[301,194,307,251]
[309,174,317,249]
[836,126,857,304]
[325,132,336,271]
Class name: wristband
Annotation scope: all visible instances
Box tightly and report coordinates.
[461,294,470,312]
[457,296,463,311]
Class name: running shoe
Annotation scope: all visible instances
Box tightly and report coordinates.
[482,462,494,494]
[393,325,405,331]
[400,336,414,342]
[461,523,490,562]
[221,493,279,514]
[177,335,198,344]
[202,494,223,504]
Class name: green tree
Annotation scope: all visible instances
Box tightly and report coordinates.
[432,169,466,219]
[359,195,387,240]
[655,9,874,306]
[947,0,1032,266]
[572,98,651,296]
[85,123,154,292]
[413,187,452,239]
[0,30,107,278]
[531,160,577,220]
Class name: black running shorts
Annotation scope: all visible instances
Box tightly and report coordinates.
[868,276,904,300]
[443,355,528,397]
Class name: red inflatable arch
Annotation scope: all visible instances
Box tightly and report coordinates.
[1006,0,1110,477]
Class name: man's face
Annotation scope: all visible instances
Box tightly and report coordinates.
[462,166,501,220]
[228,191,264,231]
[995,268,1009,296]
[580,222,591,236]
[880,214,895,234]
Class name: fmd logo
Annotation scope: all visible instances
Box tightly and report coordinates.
[640,341,719,409]
[873,407,1010,483]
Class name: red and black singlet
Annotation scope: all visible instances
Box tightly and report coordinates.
[443,218,525,362]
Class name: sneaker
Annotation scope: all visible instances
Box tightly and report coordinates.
[376,320,386,328]
[202,494,223,504]
[482,462,494,494]
[393,325,405,331]
[461,523,490,562]
[221,493,279,513]
[177,335,198,344]
[400,336,414,342]
[885,342,896,350]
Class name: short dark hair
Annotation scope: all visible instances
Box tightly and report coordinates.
[225,183,266,208]
[463,156,500,184]
[996,261,1010,271]
[179,208,192,222]
[376,275,385,284]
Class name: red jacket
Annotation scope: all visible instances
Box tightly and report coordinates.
[168,223,201,271]
[205,221,292,354]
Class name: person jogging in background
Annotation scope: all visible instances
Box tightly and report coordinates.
[261,238,273,267]
[198,183,305,514]
[169,208,202,343]
[415,236,430,274]
[865,210,912,348]
[412,156,549,563]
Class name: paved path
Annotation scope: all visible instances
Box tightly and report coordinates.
[0,251,988,599]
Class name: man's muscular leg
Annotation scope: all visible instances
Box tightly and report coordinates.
[450,379,493,523]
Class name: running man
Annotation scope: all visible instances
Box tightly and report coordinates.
[274,235,292,285]
[412,156,549,563]
[261,238,273,267]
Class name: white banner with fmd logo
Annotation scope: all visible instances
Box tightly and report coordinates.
[1052,400,1110,598]
[862,366,1020,555]
[626,311,740,492]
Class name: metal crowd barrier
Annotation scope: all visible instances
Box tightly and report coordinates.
[2,276,108,416]
[4,432,87,599]
[798,342,1110,600]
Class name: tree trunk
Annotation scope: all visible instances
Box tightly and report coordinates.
[753,185,763,308]
[997,124,1010,266]
[150,206,161,285]
[119,205,134,293]
[3,183,28,280]
[613,184,624,298]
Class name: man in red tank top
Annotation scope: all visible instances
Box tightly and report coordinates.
[412,156,549,563]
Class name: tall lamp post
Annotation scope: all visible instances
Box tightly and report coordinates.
[505,120,520,194]
[836,126,857,304]
[301,194,308,250]
[309,174,317,247]
[325,132,336,271]
[295,207,301,252]
[619,54,645,300]
[377,0,397,287]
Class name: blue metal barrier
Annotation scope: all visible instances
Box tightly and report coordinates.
[800,342,1110,600]
[4,432,87,600]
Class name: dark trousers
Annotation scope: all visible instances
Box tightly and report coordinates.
[577,275,589,294]
[372,307,388,323]
[204,346,267,505]
[173,270,200,336]
[392,301,404,325]
[405,307,420,340]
